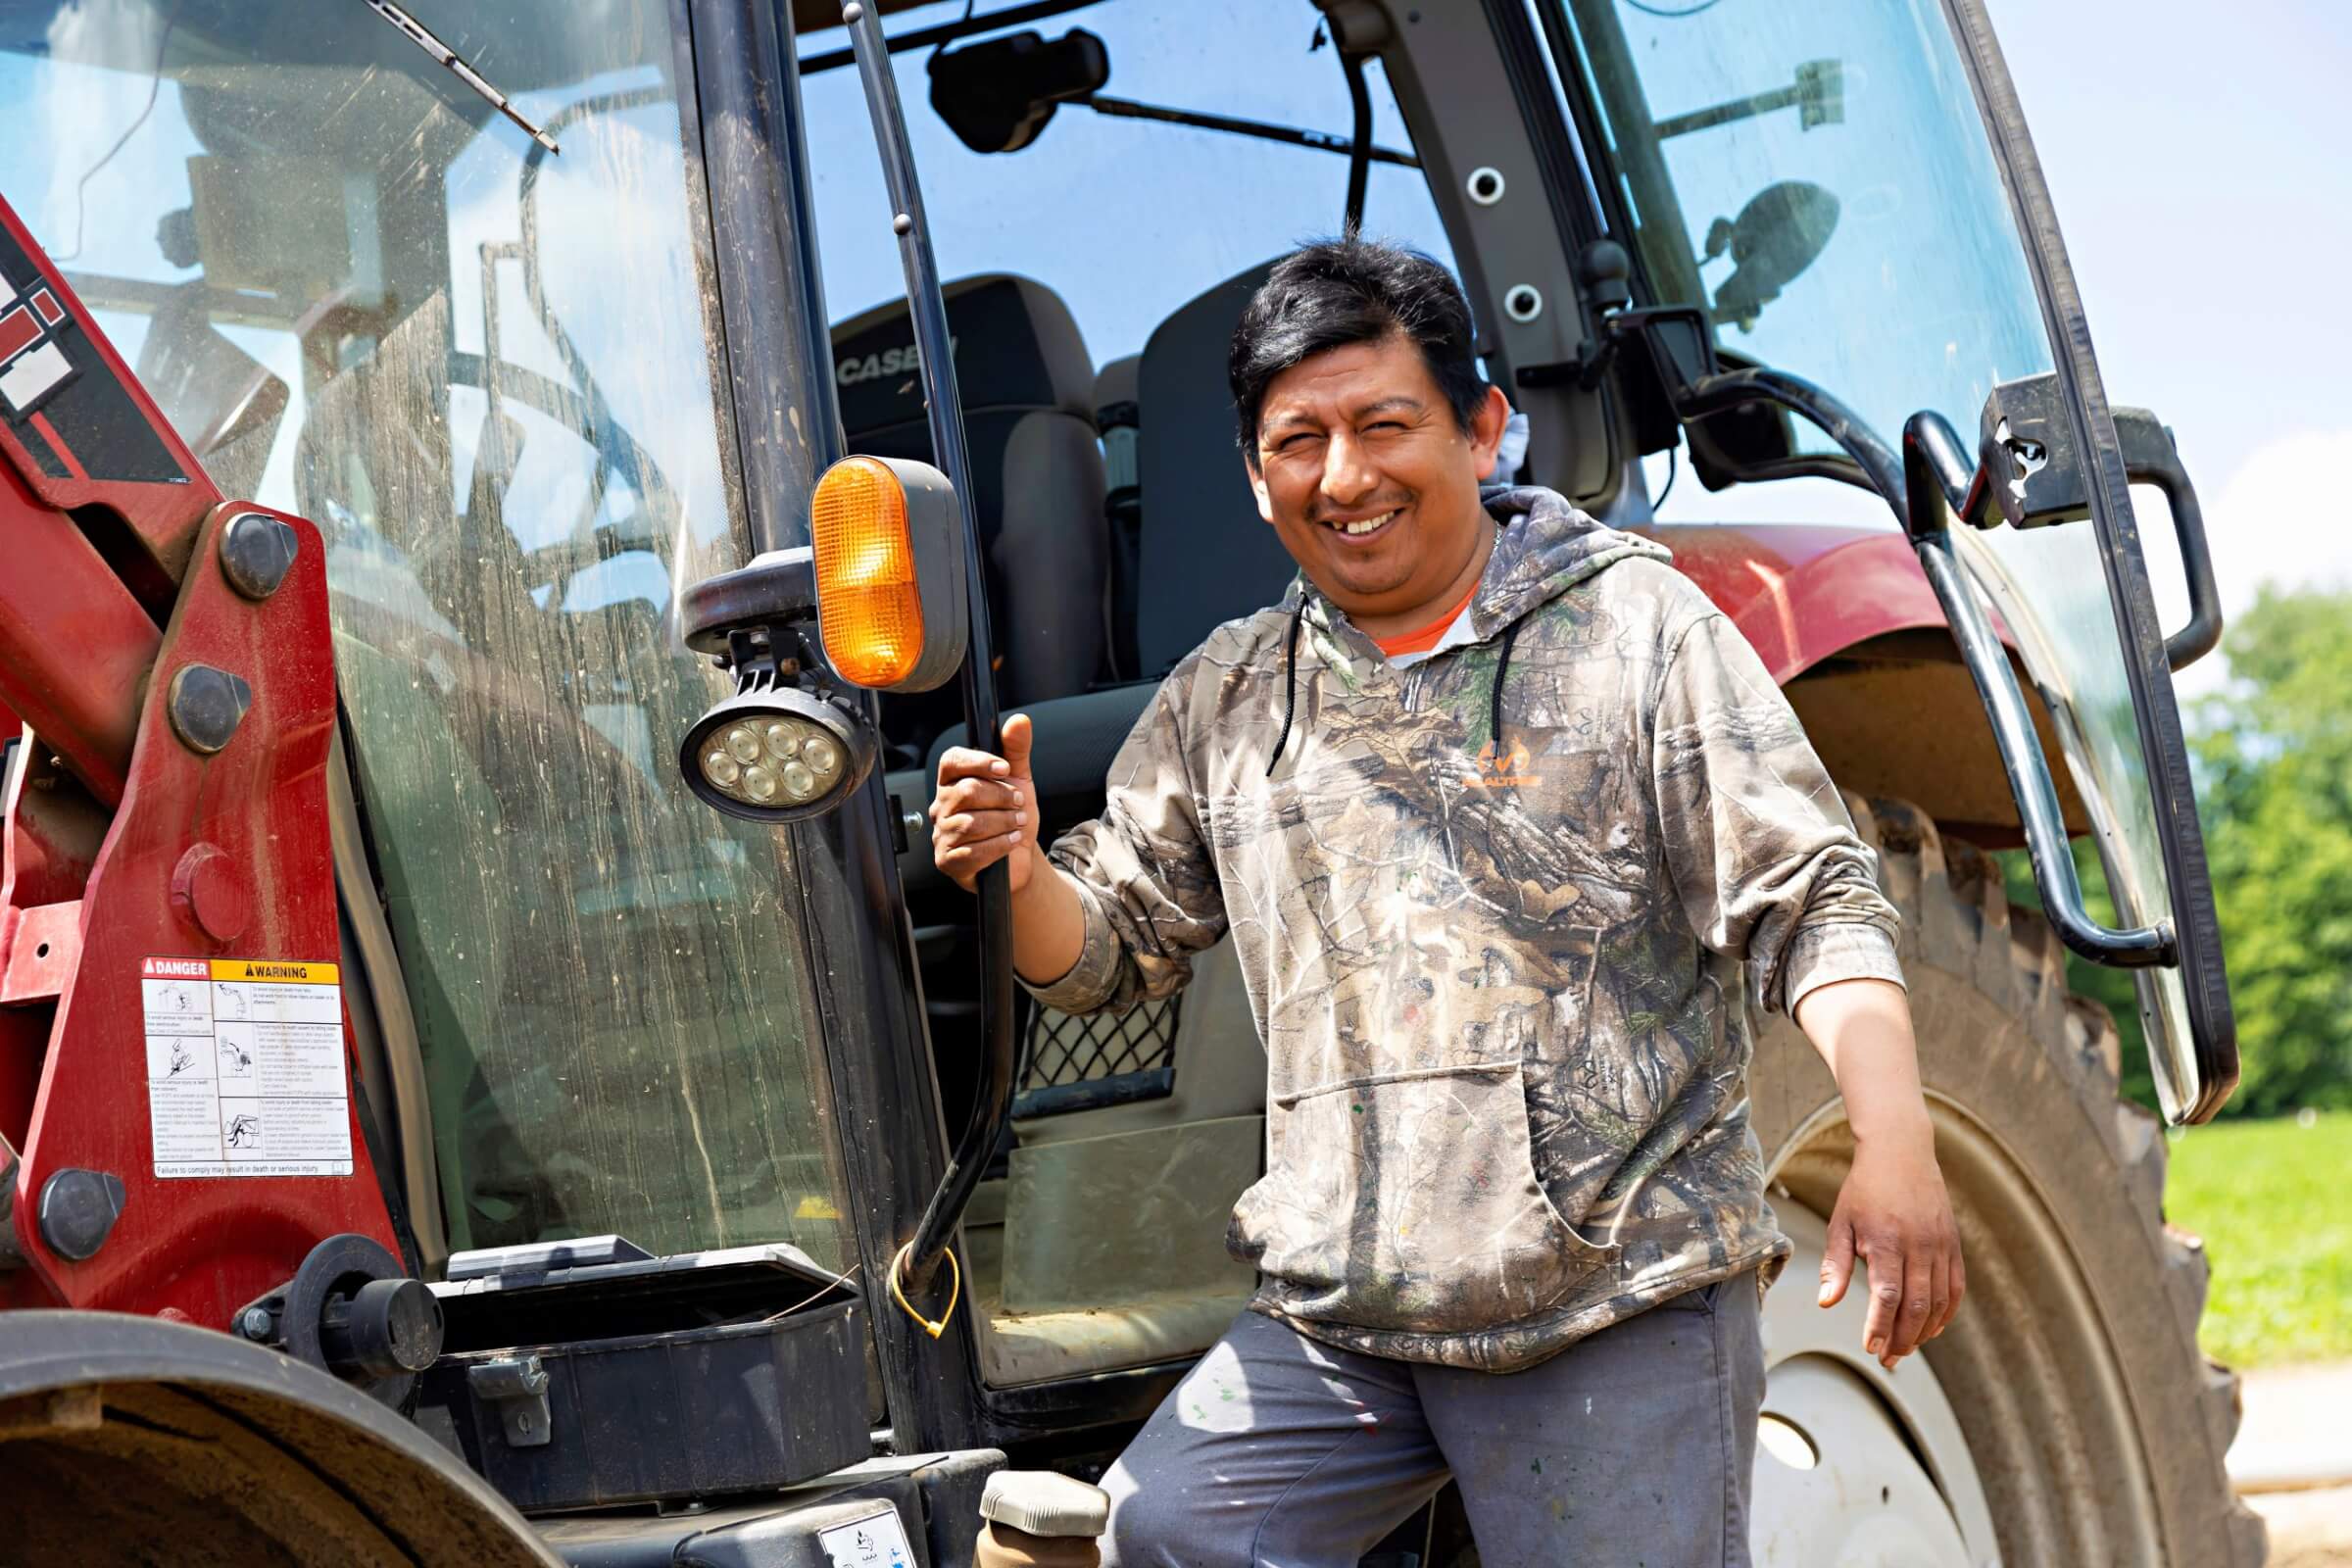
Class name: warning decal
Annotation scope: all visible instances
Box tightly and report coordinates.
[141,956,352,1179]
[814,1507,913,1567]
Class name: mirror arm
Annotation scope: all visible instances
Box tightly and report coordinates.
[1671,365,1906,504]
[1901,412,2176,968]
[1081,95,1420,171]
[845,2,1019,1307]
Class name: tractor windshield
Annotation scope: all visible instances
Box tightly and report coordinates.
[1546,0,2207,1108]
[0,2,853,1264]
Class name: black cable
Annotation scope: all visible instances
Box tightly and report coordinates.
[1621,0,1726,16]
[57,0,183,262]
[1654,446,1679,511]
[1342,51,1374,235]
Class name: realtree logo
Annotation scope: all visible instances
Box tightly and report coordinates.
[1467,738,1540,789]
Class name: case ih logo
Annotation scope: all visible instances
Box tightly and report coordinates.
[834,335,956,387]
[0,271,76,420]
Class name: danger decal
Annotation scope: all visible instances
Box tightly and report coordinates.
[140,955,352,1179]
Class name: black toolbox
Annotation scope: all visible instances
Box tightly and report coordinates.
[414,1239,868,1512]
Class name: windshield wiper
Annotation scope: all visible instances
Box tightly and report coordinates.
[362,0,561,155]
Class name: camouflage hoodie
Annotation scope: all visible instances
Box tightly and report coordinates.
[1029,486,1903,1371]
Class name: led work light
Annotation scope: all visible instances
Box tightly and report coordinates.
[680,682,874,823]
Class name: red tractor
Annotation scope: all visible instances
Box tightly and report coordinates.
[0,1,2256,1563]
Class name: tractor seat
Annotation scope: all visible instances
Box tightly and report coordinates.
[831,275,1108,764]
[1131,259,1294,679]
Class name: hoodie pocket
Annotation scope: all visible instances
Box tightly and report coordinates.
[1235,1060,1618,1335]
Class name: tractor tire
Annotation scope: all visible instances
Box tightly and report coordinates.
[1745,794,2267,1567]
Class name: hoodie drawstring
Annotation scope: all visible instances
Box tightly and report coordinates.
[1490,618,1520,757]
[1266,600,1306,777]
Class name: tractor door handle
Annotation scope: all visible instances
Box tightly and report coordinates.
[2109,408,2222,672]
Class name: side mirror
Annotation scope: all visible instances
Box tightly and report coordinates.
[928,27,1109,154]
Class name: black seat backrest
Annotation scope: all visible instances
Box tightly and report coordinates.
[1132,259,1293,678]
[832,274,1106,758]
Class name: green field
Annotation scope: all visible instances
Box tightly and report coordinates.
[2163,1110,2352,1368]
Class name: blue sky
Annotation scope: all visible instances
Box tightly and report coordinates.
[1983,0,2352,697]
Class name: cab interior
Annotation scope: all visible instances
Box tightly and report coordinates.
[795,0,1645,1393]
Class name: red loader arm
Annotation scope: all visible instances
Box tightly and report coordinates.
[0,194,405,1329]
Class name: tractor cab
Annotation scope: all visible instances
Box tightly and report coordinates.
[0,1,2250,1564]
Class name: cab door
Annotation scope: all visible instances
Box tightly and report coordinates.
[1933,0,2233,1122]
[1542,0,2234,1121]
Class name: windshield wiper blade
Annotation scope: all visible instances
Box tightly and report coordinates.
[362,0,560,155]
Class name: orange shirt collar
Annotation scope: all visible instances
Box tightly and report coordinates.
[1371,579,1481,659]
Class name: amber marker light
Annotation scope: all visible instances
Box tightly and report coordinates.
[794,452,965,696]
[811,456,926,688]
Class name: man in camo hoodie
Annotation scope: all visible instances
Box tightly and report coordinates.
[932,240,1963,1567]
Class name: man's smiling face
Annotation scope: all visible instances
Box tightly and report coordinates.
[1247,329,1509,638]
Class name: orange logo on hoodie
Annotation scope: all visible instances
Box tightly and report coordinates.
[1468,736,1540,788]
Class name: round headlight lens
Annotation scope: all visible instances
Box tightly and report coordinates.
[685,693,870,819]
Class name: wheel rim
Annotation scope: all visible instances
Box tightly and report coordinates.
[1754,1204,1991,1567]
[1763,1098,2167,1566]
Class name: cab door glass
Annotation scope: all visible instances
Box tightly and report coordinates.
[1545,0,2220,1117]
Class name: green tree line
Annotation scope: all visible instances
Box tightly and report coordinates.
[2005,587,2352,1118]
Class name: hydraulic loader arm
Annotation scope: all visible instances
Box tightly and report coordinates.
[0,195,417,1375]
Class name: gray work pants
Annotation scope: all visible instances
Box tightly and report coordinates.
[1101,1276,1763,1568]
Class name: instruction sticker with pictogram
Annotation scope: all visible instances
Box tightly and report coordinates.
[140,956,352,1178]
[814,1506,913,1567]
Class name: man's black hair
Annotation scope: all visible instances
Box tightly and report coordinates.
[1228,237,1486,461]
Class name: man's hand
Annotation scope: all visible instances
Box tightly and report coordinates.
[932,711,1038,893]
[932,714,1088,985]
[1794,976,1964,1369]
[1816,1122,1964,1369]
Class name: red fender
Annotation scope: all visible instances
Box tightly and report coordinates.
[1639,522,1947,682]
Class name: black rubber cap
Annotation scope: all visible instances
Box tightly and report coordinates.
[168,664,254,756]
[320,1278,445,1377]
[38,1168,125,1262]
